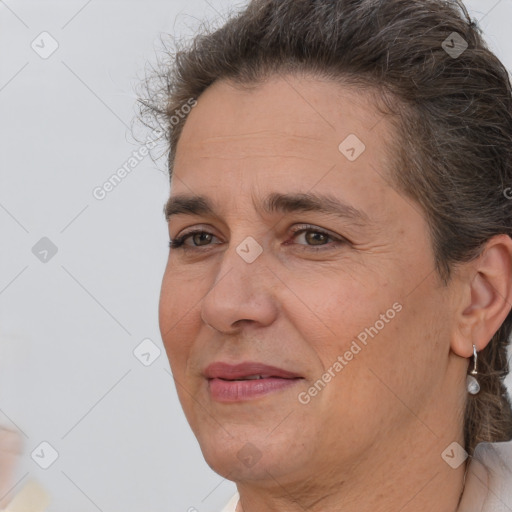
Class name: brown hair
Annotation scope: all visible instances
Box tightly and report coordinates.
[138,0,512,455]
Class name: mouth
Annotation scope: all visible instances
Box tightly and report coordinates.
[203,361,304,402]
[214,374,292,381]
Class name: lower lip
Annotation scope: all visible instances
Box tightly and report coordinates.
[208,377,302,402]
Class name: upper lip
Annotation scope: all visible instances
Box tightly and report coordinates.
[203,361,302,380]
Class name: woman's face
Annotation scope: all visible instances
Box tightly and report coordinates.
[159,75,458,487]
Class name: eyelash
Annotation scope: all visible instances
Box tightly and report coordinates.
[168,224,346,252]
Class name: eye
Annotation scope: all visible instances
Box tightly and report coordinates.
[287,224,346,250]
[169,230,220,250]
[169,224,346,252]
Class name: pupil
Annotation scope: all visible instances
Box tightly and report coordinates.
[307,232,326,245]
[194,233,210,245]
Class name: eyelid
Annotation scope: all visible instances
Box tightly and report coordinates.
[171,224,212,238]
[290,223,342,240]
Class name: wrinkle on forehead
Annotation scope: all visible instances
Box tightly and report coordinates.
[178,129,339,162]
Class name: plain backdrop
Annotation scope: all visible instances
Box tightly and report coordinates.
[1,1,511,511]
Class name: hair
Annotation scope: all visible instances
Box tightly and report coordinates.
[138,0,512,456]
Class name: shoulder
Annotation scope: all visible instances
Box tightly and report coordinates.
[458,440,512,512]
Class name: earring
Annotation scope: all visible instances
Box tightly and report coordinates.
[466,344,480,395]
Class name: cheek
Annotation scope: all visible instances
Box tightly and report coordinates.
[159,261,199,328]
[158,268,198,369]
[287,271,419,422]
[286,270,395,353]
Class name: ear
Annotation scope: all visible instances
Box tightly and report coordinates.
[451,234,512,359]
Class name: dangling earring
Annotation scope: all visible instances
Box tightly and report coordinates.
[466,344,480,395]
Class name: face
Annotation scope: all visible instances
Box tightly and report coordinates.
[159,74,456,488]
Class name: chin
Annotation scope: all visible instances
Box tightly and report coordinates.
[195,425,303,483]
[202,448,287,484]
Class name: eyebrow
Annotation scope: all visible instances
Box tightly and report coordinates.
[164,191,371,225]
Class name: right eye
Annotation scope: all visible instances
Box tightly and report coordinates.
[169,230,220,250]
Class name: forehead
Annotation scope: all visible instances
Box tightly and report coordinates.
[174,74,393,169]
[170,75,401,226]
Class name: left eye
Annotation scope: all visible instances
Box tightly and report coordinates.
[289,226,340,248]
[287,226,344,251]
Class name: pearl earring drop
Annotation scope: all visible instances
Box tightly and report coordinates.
[467,344,480,395]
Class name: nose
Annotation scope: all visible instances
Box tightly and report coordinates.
[200,240,279,334]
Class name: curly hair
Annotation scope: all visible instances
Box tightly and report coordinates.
[138,0,512,455]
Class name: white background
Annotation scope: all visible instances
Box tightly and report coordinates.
[1,1,511,511]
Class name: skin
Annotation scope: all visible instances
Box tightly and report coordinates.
[158,74,512,512]
[0,427,22,508]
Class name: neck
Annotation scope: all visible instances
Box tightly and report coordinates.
[235,438,467,512]
[234,396,468,512]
